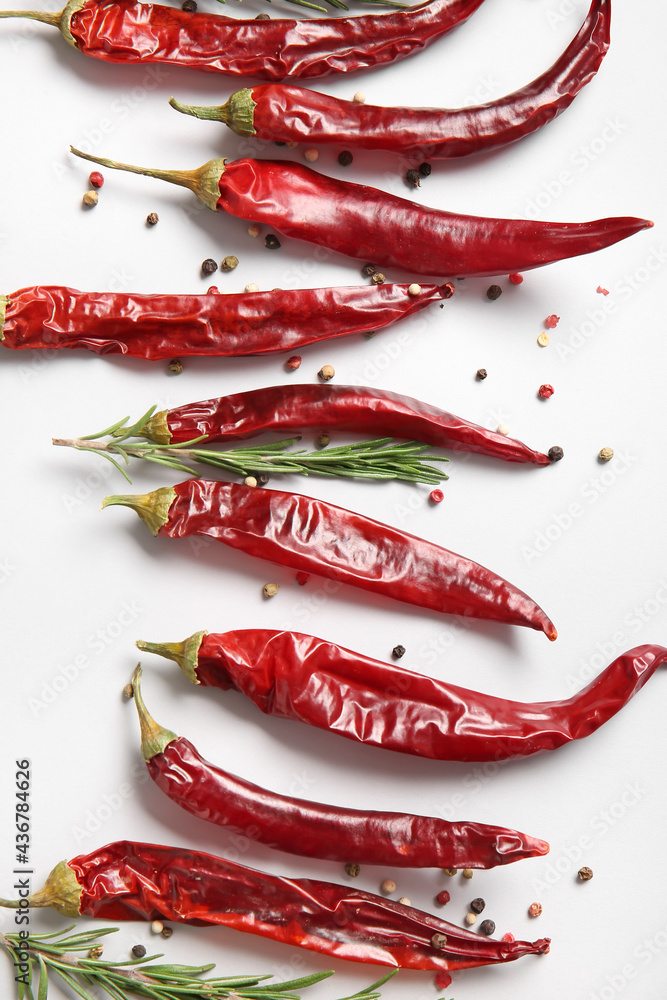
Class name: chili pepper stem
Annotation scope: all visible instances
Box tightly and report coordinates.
[141,408,170,444]
[0,0,83,44]
[69,147,225,212]
[101,486,175,535]
[169,91,258,138]
[0,860,81,917]
[131,664,178,759]
[136,631,206,684]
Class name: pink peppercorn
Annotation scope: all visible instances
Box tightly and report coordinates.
[430,489,444,503]
[508,273,523,285]
[434,972,452,989]
[502,932,515,943]
[529,903,543,918]
[89,171,104,189]
[295,571,310,586]
[435,890,450,906]
[538,384,554,399]
[286,355,302,370]
[545,314,560,328]
[597,286,609,295]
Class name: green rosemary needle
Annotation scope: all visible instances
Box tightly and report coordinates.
[0,924,397,1000]
[52,407,449,486]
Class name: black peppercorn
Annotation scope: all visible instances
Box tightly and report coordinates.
[131,944,147,958]
[345,862,361,878]
[548,446,564,462]
[405,168,421,188]
[255,10,270,17]
[146,212,159,226]
[338,150,353,167]
[392,645,406,659]
[362,263,376,276]
[470,897,486,914]
[265,234,281,250]
[476,368,488,380]
[479,919,495,936]
[182,0,197,9]
[201,258,218,276]
[257,474,270,486]
[486,285,502,300]
[418,162,432,177]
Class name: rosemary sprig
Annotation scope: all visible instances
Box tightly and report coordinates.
[0,925,397,1000]
[52,407,449,486]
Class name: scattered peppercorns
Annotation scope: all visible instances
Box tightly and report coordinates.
[88,171,104,189]
[431,933,447,950]
[353,91,366,104]
[429,489,444,504]
[201,258,218,276]
[502,932,515,943]
[496,423,510,436]
[168,358,184,375]
[257,474,270,486]
[221,255,239,271]
[476,368,488,380]
[419,162,432,177]
[286,355,302,370]
[151,921,164,935]
[131,944,147,958]
[244,282,259,293]
[82,190,98,208]
[371,273,386,285]
[296,571,310,586]
[486,284,502,301]
[285,141,299,149]
[182,0,197,8]
[146,212,159,226]
[392,644,406,659]
[407,283,421,296]
[304,148,319,162]
[207,286,219,295]
[345,862,360,878]
[405,168,421,188]
[598,447,614,462]
[479,919,495,936]
[538,383,555,399]
[318,364,335,381]
[248,223,261,238]
[435,890,450,906]
[264,234,281,250]
[548,445,564,462]
[528,903,542,917]
[88,946,103,959]
[461,868,473,880]
[508,272,523,285]
[537,331,550,347]
[380,879,396,896]
[338,151,353,167]
[578,866,594,881]
[122,683,134,700]
[255,10,270,17]
[317,433,331,448]
[435,972,452,989]
[161,927,173,939]
[442,868,457,877]
[362,263,376,276]
[470,898,485,914]
[464,913,477,927]
[244,476,258,488]
[263,583,279,598]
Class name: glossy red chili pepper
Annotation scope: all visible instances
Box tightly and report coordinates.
[0,0,485,80]
[131,665,549,869]
[143,383,554,466]
[102,479,557,638]
[140,633,667,763]
[170,0,609,159]
[70,148,653,279]
[0,282,450,359]
[0,841,550,971]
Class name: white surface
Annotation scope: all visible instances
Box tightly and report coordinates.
[1,1,666,997]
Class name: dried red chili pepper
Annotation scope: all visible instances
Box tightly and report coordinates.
[142,383,554,466]
[131,665,549,868]
[69,148,652,278]
[0,841,550,971]
[139,633,667,762]
[103,479,557,638]
[170,0,609,159]
[0,282,451,359]
[0,0,485,80]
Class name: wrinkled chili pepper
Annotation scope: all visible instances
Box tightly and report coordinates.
[0,0,485,80]
[70,148,653,279]
[131,664,549,868]
[170,0,609,159]
[139,633,667,763]
[0,283,451,360]
[142,383,554,466]
[0,841,550,971]
[103,479,557,638]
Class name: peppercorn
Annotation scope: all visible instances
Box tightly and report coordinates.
[304,149,319,163]
[345,862,360,878]
[380,879,396,896]
[131,944,147,958]
[442,868,457,877]
[405,168,421,188]
[496,423,510,436]
[434,890,450,906]
[363,330,377,339]
[82,190,98,208]
[538,383,555,399]
[338,151,353,167]
[295,571,310,586]
[476,368,488,380]
[470,897,485,914]
[89,171,104,189]
[168,358,184,375]
[462,869,473,879]
[264,234,281,250]
[353,91,366,104]
[429,489,444,504]
[263,583,279,598]
[286,355,302,370]
[201,258,218,276]
[548,446,564,462]
[528,902,542,917]
[371,273,386,285]
[537,331,550,347]
[435,973,452,990]
[479,919,495,936]
[150,921,164,934]
[397,897,411,906]
[182,0,196,9]
[88,946,103,958]
[407,283,422,296]
[248,223,260,238]
[221,255,239,271]
[257,474,270,486]
[598,447,614,462]
[464,913,477,927]
[318,365,335,381]
[245,283,259,293]
[244,476,258,488]
[122,683,134,700]
[508,272,523,284]
[578,866,594,881]
[146,212,159,226]
[317,433,331,448]
[486,285,502,300]
[161,927,173,939]
[255,10,270,17]
[431,933,447,949]
[362,263,376,276]
[545,314,560,328]
[419,163,432,177]
[392,644,406,659]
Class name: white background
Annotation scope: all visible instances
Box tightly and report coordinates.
[1,1,666,998]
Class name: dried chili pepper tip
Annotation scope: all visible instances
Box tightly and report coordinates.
[265,234,281,250]
[392,644,406,659]
[431,933,447,950]
[598,447,614,462]
[470,898,485,914]
[508,273,523,285]
[548,446,564,463]
[486,285,502,300]
[82,190,98,208]
[168,359,184,375]
[545,314,560,328]
[201,258,218,276]
[429,489,444,504]
[538,384,554,399]
[578,866,594,881]
[338,151,353,167]
[318,365,335,381]
[479,919,495,936]
[88,171,104,189]
[405,169,421,188]
[263,583,279,598]
[286,355,302,371]
[435,890,450,906]
[345,863,360,878]
[380,879,396,896]
[146,212,159,226]
[476,368,488,381]
[131,944,146,958]
[528,903,542,917]
[296,571,310,586]
[221,255,239,271]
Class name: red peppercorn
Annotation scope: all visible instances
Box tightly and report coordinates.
[430,489,444,503]
[286,355,302,370]
[89,171,104,189]
[295,571,310,586]
[435,890,450,906]
[435,972,452,989]
[508,273,523,284]
[502,932,516,943]
[545,314,560,328]
[538,384,554,399]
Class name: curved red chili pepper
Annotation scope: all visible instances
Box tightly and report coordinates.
[131,664,549,869]
[143,383,553,466]
[0,283,451,359]
[102,479,557,638]
[69,148,653,279]
[140,632,667,763]
[0,0,486,80]
[171,0,610,159]
[0,841,550,971]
